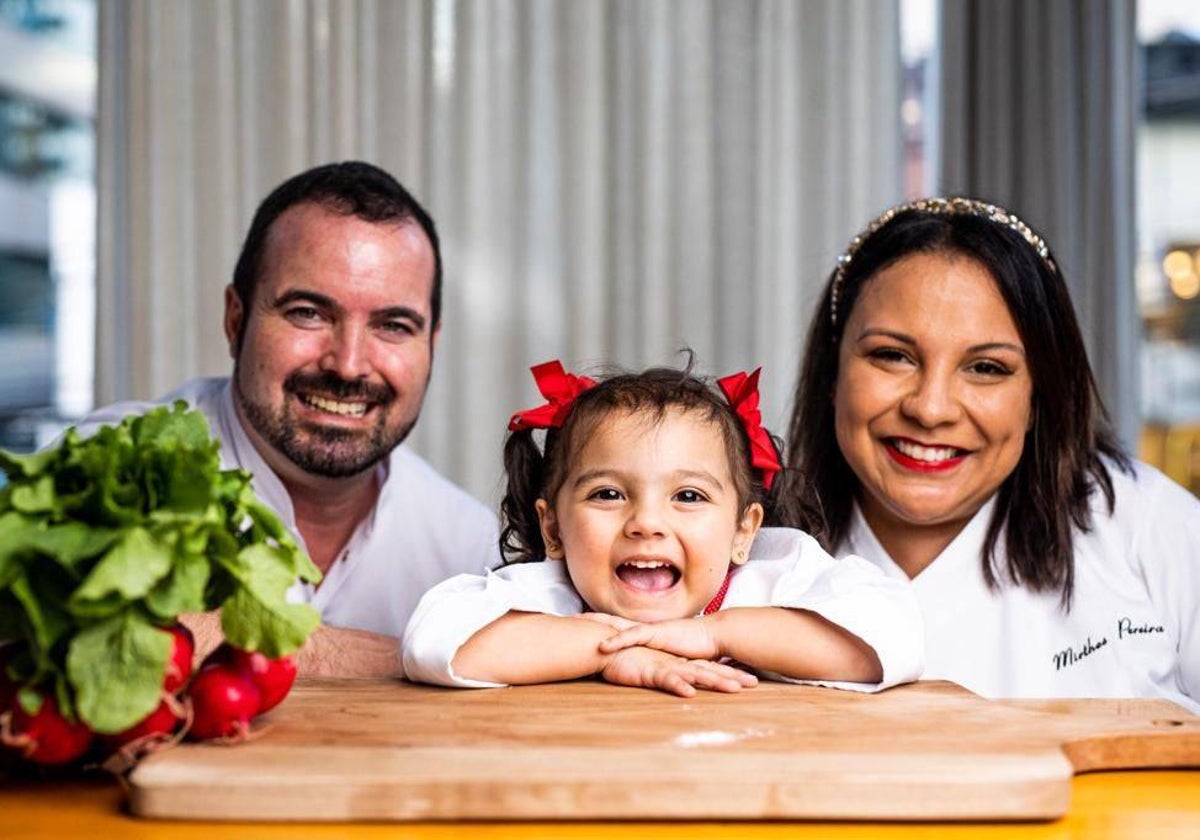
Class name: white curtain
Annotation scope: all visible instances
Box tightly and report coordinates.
[938,0,1139,447]
[97,0,902,502]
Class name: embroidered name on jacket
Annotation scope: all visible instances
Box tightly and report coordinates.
[1117,618,1165,639]
[1053,636,1108,670]
[1052,617,1168,671]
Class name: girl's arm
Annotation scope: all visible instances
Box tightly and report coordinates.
[454,611,757,695]
[452,611,617,684]
[711,607,881,682]
[597,607,882,683]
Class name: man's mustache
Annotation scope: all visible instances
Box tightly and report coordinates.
[284,371,396,405]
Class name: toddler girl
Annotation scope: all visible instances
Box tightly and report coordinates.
[403,361,923,696]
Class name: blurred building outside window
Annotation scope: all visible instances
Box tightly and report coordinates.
[900,0,936,200]
[0,0,95,461]
[1138,0,1200,496]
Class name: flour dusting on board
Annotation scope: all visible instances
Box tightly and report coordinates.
[674,727,773,748]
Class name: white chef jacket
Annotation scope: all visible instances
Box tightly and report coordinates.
[841,461,1200,715]
[77,377,501,639]
[402,527,925,692]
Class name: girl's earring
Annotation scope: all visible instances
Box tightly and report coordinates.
[733,548,747,565]
[545,540,561,557]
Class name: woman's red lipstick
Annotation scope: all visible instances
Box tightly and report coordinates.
[884,439,967,473]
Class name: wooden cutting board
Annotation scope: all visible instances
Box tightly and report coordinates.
[127,678,1200,822]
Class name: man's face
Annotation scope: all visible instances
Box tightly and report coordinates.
[224,202,439,480]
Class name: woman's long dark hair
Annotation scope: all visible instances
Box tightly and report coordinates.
[776,206,1130,608]
[500,362,782,566]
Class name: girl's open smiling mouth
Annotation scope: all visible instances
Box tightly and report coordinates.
[615,559,681,592]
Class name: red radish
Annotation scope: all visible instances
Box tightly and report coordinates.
[187,665,260,741]
[162,623,195,693]
[204,643,297,713]
[102,697,184,750]
[4,695,93,765]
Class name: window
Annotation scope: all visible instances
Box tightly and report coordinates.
[1138,0,1200,495]
[900,0,936,200]
[0,0,95,455]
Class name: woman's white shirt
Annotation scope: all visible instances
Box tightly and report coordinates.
[841,461,1200,715]
[402,527,924,692]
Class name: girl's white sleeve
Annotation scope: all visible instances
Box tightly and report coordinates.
[401,562,584,688]
[731,528,925,692]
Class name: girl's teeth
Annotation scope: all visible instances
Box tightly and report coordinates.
[893,440,959,462]
[304,394,368,417]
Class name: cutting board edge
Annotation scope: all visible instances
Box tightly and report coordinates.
[127,777,1073,823]
[127,744,1076,822]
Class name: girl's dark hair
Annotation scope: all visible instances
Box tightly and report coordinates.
[500,359,782,565]
[776,204,1130,608]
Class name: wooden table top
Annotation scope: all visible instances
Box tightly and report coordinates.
[4,678,1199,836]
[125,679,1200,822]
[5,771,1200,839]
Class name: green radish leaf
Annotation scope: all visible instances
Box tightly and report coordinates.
[67,610,172,734]
[132,401,213,449]
[54,673,77,721]
[143,549,210,619]
[0,444,60,479]
[10,572,73,652]
[221,590,320,660]
[31,522,122,574]
[0,594,22,638]
[0,510,40,582]
[10,475,58,516]
[17,686,44,716]
[219,544,320,658]
[69,527,173,610]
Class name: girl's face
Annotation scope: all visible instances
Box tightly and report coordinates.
[833,251,1033,557]
[536,407,763,622]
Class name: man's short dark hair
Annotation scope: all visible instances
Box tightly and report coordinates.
[231,161,442,333]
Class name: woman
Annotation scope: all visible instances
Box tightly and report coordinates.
[779,197,1200,713]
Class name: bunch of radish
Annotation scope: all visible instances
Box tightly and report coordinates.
[1,627,298,767]
[0,405,319,770]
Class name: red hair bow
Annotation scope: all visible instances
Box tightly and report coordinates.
[717,367,782,490]
[508,360,598,431]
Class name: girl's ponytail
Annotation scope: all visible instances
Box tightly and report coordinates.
[500,361,598,565]
[499,428,552,564]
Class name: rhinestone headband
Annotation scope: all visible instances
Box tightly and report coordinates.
[830,197,1056,327]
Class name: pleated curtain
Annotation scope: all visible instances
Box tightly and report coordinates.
[938,0,1139,447]
[96,0,902,502]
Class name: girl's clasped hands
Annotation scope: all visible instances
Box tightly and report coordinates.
[576,610,758,697]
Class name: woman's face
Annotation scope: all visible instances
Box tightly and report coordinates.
[833,251,1033,547]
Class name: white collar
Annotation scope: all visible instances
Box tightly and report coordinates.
[846,495,997,587]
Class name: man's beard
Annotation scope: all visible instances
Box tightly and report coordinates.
[236,368,417,478]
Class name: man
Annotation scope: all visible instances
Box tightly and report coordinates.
[82,161,499,676]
